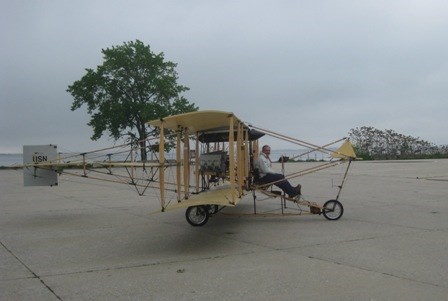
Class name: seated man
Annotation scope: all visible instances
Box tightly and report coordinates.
[254,144,301,199]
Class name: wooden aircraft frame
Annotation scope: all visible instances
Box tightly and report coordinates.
[147,110,356,226]
[22,110,356,226]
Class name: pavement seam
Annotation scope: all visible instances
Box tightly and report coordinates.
[0,240,63,300]
[272,229,448,289]
[276,226,438,252]
[37,249,260,278]
[305,254,448,290]
[345,217,440,232]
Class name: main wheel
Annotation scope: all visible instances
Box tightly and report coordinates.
[322,200,344,220]
[186,205,210,226]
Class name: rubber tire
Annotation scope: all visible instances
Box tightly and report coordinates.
[322,200,344,221]
[186,205,210,226]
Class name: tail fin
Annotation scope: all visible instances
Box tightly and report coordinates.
[23,145,58,186]
[331,140,356,159]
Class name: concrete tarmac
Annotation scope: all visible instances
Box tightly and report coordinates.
[1,159,448,300]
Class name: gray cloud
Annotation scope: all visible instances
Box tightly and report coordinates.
[1,0,448,153]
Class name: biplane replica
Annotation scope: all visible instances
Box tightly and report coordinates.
[22,110,356,226]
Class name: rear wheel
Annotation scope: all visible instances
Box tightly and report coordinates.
[186,205,209,226]
[322,200,343,220]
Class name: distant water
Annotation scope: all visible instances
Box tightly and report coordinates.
[0,154,23,167]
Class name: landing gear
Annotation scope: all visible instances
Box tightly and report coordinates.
[207,205,219,215]
[185,205,220,226]
[185,205,209,226]
[322,200,344,220]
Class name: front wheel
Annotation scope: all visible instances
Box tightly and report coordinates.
[186,205,209,226]
[322,200,344,221]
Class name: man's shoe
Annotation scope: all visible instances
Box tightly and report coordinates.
[295,184,302,196]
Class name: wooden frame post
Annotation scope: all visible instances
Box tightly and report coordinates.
[228,115,235,204]
[159,122,165,210]
[183,129,190,199]
[176,128,182,202]
[243,129,249,190]
[236,122,243,196]
[195,133,200,194]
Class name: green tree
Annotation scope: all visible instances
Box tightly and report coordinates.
[67,40,198,161]
[348,126,445,160]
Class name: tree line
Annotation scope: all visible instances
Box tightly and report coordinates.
[349,126,448,160]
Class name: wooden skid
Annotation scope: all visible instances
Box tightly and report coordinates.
[222,212,310,217]
[255,188,323,209]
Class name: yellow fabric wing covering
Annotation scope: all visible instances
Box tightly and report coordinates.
[147,110,242,134]
[163,185,241,211]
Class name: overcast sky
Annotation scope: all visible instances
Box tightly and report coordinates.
[1,0,447,153]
